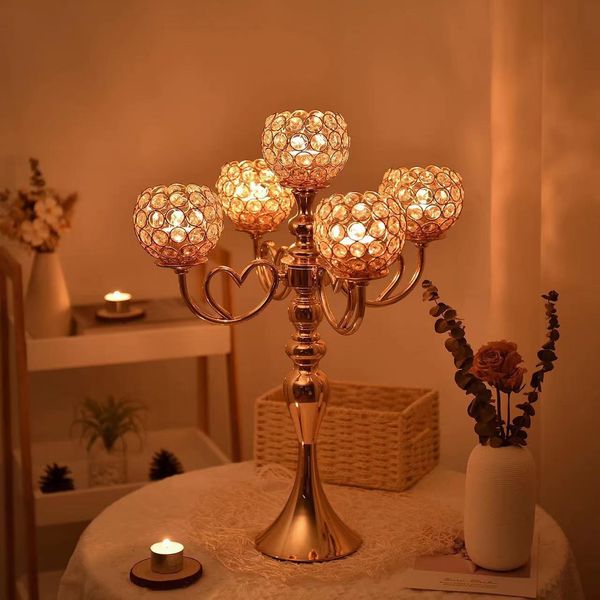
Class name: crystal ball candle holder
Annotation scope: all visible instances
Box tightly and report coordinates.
[133,183,223,267]
[261,110,350,190]
[215,159,294,235]
[379,165,463,243]
[314,191,406,280]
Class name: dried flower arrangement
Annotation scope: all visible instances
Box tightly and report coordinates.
[0,158,77,251]
[73,395,146,452]
[422,281,559,447]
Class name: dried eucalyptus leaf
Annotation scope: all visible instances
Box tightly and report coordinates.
[475,421,494,436]
[479,403,496,422]
[513,415,526,428]
[466,379,486,395]
[476,388,493,402]
[455,356,473,370]
[490,436,504,448]
[467,399,479,417]
[445,338,460,353]
[435,319,449,333]
[455,370,476,390]
[538,349,557,362]
[429,304,445,317]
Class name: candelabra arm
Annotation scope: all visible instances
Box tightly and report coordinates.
[367,244,427,307]
[319,272,367,336]
[376,254,406,301]
[175,259,279,324]
[251,234,291,300]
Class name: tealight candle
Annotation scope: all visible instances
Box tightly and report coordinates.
[104,290,132,314]
[150,539,184,574]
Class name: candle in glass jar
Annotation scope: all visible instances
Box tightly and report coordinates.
[150,538,184,574]
[103,290,132,314]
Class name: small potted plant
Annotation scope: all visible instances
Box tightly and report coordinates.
[423,281,559,571]
[0,159,77,337]
[73,395,145,487]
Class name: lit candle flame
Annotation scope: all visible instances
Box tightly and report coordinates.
[104,290,132,302]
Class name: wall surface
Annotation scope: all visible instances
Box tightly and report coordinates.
[1,0,599,597]
[540,0,600,594]
[0,0,491,465]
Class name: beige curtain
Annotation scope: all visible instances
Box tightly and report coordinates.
[490,1,600,596]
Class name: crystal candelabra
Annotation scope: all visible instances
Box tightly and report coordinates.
[133,109,464,563]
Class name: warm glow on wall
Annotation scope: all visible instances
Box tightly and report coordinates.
[215,159,294,235]
[380,166,463,243]
[133,183,223,267]
[314,191,406,280]
[261,110,350,190]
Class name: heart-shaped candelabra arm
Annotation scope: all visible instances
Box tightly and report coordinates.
[251,236,291,301]
[175,260,280,324]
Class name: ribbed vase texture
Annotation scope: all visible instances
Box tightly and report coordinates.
[464,444,535,571]
[25,251,71,338]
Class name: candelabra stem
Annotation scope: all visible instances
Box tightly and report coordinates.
[255,190,362,562]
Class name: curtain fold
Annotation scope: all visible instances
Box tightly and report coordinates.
[490,1,600,596]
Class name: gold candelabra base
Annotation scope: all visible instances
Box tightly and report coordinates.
[255,444,361,561]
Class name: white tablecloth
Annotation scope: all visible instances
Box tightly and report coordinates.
[58,463,584,600]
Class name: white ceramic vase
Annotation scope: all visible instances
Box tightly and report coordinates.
[25,251,71,338]
[464,443,535,571]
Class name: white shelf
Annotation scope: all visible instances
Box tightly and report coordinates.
[18,569,63,600]
[13,427,229,527]
[26,322,231,371]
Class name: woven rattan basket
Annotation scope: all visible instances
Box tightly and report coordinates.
[254,381,439,492]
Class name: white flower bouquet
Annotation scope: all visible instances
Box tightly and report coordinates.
[0,159,77,252]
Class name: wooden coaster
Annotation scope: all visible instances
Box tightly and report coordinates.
[130,557,203,590]
[95,307,145,322]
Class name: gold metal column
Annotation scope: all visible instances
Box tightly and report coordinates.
[255,190,362,561]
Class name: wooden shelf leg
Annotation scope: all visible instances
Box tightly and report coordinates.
[8,254,39,600]
[1,274,16,600]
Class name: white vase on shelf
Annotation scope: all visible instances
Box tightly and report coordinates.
[25,251,71,338]
[464,443,536,571]
[88,441,127,487]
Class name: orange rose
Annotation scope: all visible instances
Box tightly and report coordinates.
[470,340,526,393]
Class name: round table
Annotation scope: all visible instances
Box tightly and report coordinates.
[58,463,583,600]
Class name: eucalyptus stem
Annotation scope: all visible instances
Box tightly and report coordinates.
[495,386,503,440]
[506,391,511,438]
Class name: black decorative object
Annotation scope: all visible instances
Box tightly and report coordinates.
[149,449,184,481]
[39,463,75,493]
